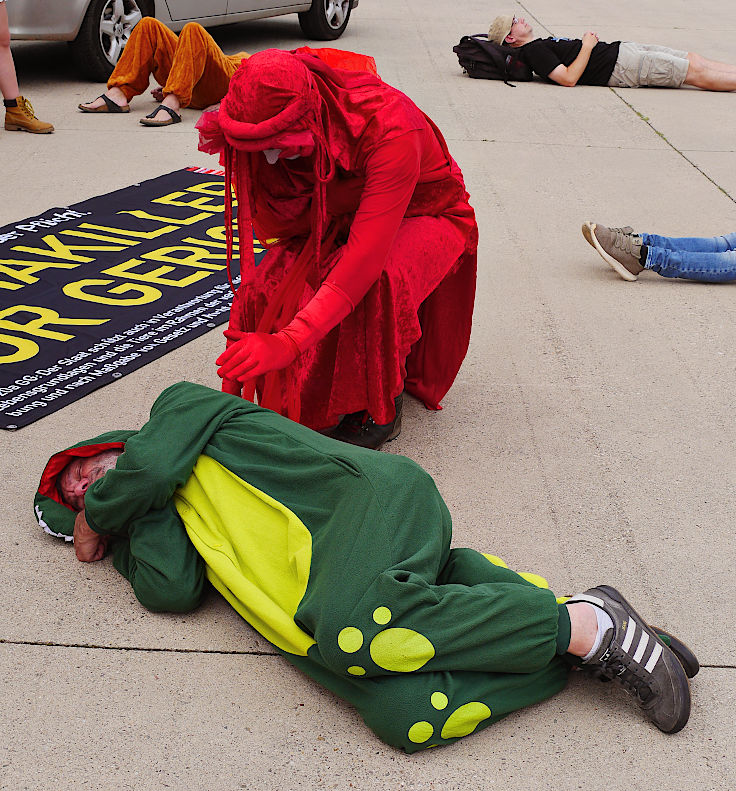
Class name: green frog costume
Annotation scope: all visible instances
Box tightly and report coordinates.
[34,381,571,752]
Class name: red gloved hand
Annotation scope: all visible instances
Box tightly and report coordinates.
[216,331,298,382]
[220,328,244,395]
[221,377,243,396]
[216,282,353,386]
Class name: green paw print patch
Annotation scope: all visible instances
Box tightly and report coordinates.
[336,605,492,746]
[408,693,491,745]
[337,606,435,675]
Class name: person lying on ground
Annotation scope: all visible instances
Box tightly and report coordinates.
[0,0,52,133]
[78,16,376,127]
[198,49,477,449]
[488,14,736,90]
[583,222,736,283]
[35,381,697,752]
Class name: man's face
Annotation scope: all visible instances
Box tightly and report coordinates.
[58,454,111,511]
[507,16,533,43]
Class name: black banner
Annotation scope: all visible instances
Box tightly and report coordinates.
[0,167,263,429]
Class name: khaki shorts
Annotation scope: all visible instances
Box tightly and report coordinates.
[607,42,690,88]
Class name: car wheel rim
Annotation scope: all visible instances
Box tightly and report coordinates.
[323,0,350,30]
[99,0,143,66]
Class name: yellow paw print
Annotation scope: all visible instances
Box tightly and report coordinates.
[407,692,491,745]
[337,606,435,675]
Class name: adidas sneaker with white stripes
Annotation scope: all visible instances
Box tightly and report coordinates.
[568,585,691,734]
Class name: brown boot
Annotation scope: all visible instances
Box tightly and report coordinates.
[5,96,54,134]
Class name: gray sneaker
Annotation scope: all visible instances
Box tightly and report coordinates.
[568,585,691,733]
[582,222,644,281]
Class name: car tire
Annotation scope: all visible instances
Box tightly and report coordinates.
[70,0,155,82]
[298,0,351,40]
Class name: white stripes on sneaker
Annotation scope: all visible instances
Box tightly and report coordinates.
[645,642,664,673]
[621,617,636,652]
[568,593,664,674]
[633,632,649,663]
[617,617,663,673]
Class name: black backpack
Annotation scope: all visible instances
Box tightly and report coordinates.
[453,34,533,85]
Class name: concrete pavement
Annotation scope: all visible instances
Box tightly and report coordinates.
[2,1,735,788]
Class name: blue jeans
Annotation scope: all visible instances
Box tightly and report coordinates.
[642,231,736,282]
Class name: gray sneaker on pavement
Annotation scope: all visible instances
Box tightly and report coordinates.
[568,585,691,733]
[582,222,644,281]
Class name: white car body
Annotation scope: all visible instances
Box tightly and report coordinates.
[8,0,359,80]
[9,0,357,39]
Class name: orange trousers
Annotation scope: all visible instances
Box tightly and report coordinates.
[108,17,246,109]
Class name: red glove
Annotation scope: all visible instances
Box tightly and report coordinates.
[279,281,353,353]
[216,331,299,382]
[221,377,243,396]
[216,282,353,384]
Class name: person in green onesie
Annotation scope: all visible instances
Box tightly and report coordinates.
[34,381,697,750]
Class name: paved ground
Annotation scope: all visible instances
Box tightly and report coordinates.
[2,1,735,788]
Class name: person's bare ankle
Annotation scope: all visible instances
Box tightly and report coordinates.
[161,93,181,112]
[565,602,598,656]
[106,87,127,106]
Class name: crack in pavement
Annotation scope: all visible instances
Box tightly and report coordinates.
[610,87,736,205]
[513,3,735,203]
[0,637,278,657]
[1,638,734,669]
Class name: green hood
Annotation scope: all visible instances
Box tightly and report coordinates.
[33,430,137,541]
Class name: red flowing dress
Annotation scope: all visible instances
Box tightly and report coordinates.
[198,50,477,430]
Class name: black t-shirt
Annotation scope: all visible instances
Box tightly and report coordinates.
[518,37,621,85]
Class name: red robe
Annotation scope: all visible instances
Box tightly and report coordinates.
[198,50,477,429]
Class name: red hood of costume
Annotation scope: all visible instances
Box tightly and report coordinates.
[38,441,127,512]
[196,48,426,283]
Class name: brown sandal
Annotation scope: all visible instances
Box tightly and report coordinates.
[78,94,130,113]
[139,104,182,127]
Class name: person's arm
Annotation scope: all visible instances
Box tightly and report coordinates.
[74,475,206,611]
[547,32,599,86]
[216,132,422,382]
[324,131,423,304]
[84,382,245,537]
[111,503,206,613]
[74,499,206,611]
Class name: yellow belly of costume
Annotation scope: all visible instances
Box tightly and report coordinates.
[174,455,316,656]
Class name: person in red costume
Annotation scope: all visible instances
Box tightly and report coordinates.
[197,49,477,448]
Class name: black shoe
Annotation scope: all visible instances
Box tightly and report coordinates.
[568,585,691,733]
[326,393,403,450]
[646,626,699,679]
[578,625,699,681]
